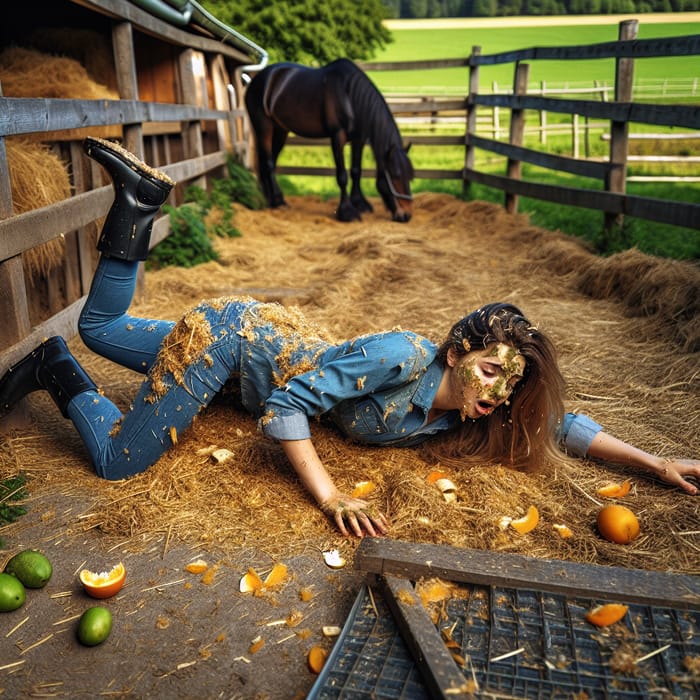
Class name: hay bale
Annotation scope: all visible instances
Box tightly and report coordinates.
[0,46,117,100]
[27,27,118,93]
[6,138,70,279]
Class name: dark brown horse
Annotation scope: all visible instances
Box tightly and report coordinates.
[244,59,414,223]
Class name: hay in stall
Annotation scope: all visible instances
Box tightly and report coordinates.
[0,45,118,101]
[1,194,698,574]
[5,138,71,279]
[0,43,118,291]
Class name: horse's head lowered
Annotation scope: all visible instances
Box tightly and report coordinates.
[377,144,414,223]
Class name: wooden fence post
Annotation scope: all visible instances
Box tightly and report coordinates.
[505,62,530,215]
[179,48,207,191]
[540,80,547,145]
[604,19,638,232]
[0,84,32,427]
[464,45,481,196]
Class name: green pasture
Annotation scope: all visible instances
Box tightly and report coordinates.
[366,21,700,93]
[272,19,700,260]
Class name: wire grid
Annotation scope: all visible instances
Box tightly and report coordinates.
[308,583,700,699]
[454,585,700,699]
[307,584,429,700]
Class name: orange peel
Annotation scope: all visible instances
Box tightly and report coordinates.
[426,470,448,484]
[585,603,629,627]
[351,480,376,498]
[597,479,631,498]
[79,562,126,599]
[307,645,328,673]
[184,559,208,574]
[552,524,573,539]
[508,505,540,534]
[239,563,288,594]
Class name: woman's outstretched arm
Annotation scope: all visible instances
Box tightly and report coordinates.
[280,438,390,536]
[587,431,699,495]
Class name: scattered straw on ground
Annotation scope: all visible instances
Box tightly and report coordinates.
[1,194,698,574]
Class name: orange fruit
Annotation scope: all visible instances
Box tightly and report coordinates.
[510,505,540,534]
[585,603,629,627]
[597,504,640,544]
[79,562,126,599]
[307,645,328,673]
[597,479,631,498]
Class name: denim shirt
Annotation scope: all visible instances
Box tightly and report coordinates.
[234,301,602,456]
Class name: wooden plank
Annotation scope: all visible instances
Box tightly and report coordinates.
[355,538,700,610]
[378,575,472,698]
[472,94,700,129]
[0,114,31,349]
[468,135,610,180]
[463,168,700,229]
[360,58,469,72]
[0,188,112,262]
[0,298,85,373]
[0,97,229,138]
[606,20,637,231]
[505,62,529,214]
[70,0,253,63]
[0,151,227,261]
[470,33,700,66]
[387,98,467,113]
[179,49,206,191]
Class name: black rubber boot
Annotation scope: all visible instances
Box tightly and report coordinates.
[84,136,175,261]
[0,337,97,418]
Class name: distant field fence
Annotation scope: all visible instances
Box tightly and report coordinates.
[279,19,699,231]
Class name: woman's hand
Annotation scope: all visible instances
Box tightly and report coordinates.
[655,458,700,495]
[321,493,390,537]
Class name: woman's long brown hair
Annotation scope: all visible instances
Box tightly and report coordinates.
[427,303,568,471]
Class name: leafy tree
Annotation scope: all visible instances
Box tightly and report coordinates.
[201,0,392,64]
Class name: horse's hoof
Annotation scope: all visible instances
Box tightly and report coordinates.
[352,199,373,214]
[336,205,361,222]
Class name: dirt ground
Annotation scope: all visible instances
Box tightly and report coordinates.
[1,193,698,698]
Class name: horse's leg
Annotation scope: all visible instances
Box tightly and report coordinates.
[331,134,360,222]
[349,139,373,214]
[249,118,277,208]
[267,126,288,208]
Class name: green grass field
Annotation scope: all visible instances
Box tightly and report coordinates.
[367,20,700,94]
[274,17,700,260]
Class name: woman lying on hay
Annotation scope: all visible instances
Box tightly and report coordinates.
[1,137,698,537]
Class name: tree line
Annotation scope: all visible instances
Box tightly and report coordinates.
[200,0,697,66]
[382,0,700,17]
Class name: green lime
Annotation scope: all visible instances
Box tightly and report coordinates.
[4,549,53,589]
[77,606,113,646]
[0,572,26,612]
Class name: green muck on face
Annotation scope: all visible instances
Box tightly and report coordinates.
[456,343,526,421]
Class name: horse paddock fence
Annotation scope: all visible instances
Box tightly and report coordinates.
[280,19,700,232]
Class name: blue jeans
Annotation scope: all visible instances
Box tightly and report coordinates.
[71,258,246,480]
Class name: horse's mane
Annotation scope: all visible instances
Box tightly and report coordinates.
[345,65,402,154]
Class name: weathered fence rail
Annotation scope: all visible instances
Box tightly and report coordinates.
[0,0,254,390]
[278,20,699,232]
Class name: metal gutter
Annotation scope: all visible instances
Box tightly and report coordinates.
[127,0,267,72]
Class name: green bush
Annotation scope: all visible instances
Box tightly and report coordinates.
[147,156,264,270]
[0,474,28,545]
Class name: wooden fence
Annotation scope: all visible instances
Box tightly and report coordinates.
[0,0,253,383]
[279,20,699,233]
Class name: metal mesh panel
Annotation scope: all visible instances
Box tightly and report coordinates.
[309,583,700,699]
